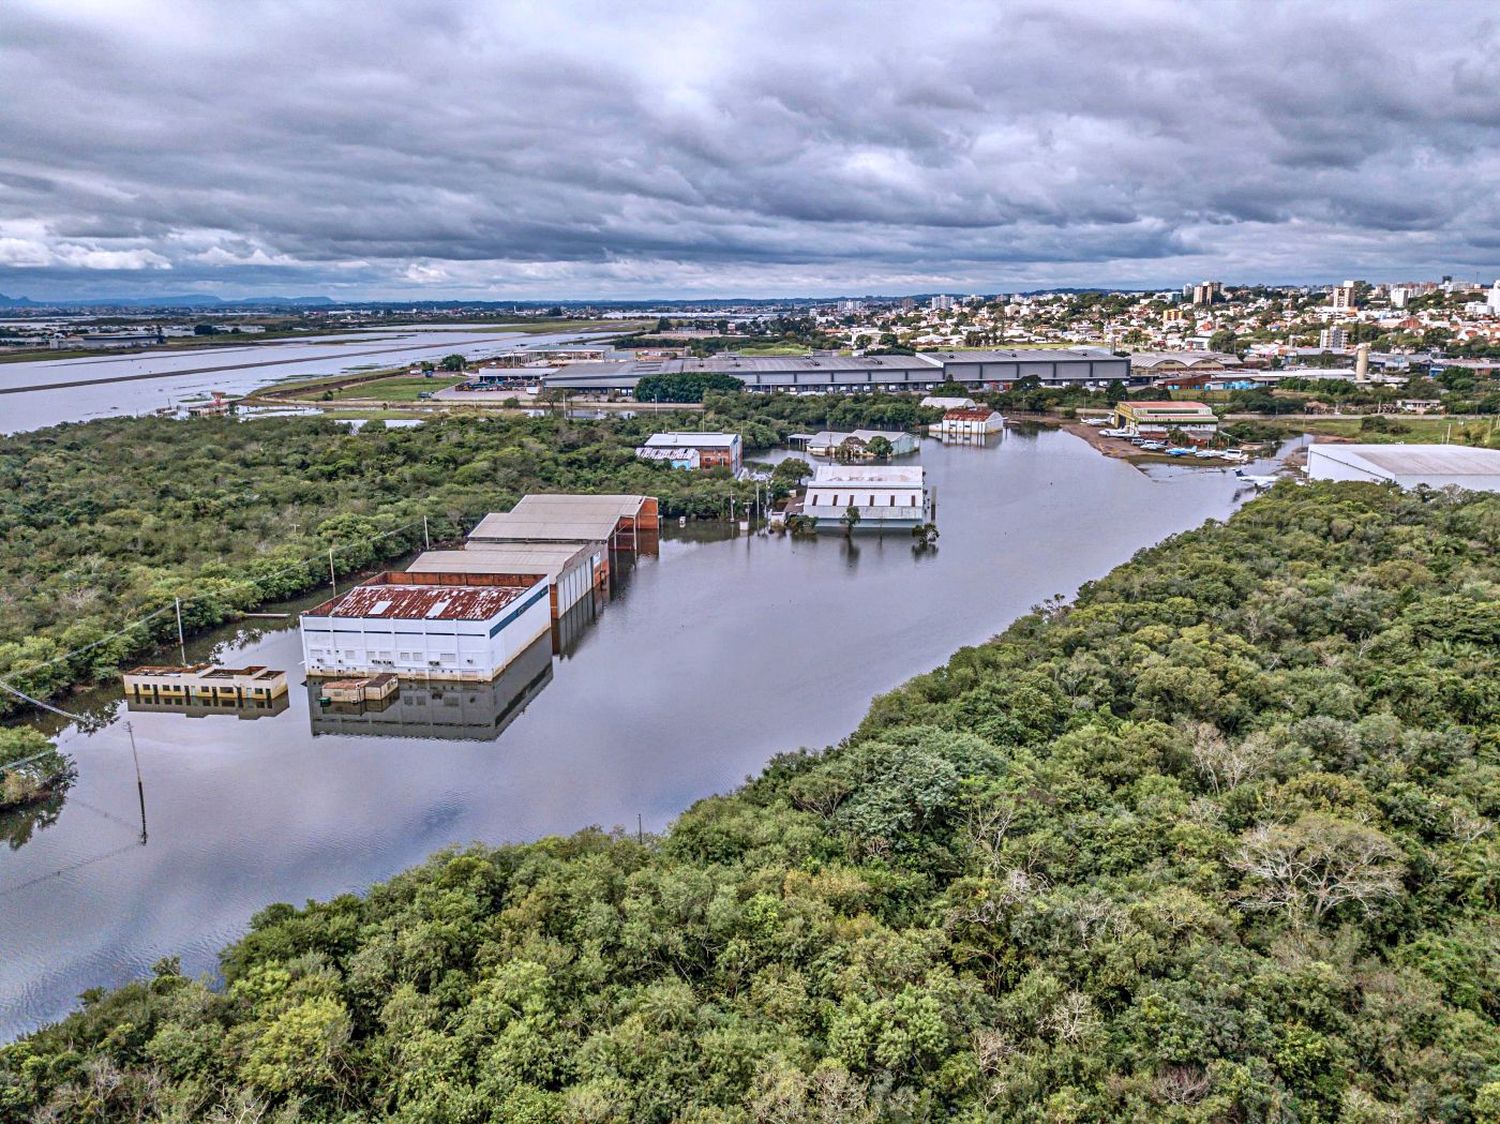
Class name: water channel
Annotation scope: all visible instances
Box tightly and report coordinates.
[0,428,1269,1038]
[0,326,606,434]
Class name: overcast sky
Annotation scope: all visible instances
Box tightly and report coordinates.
[2,0,1499,300]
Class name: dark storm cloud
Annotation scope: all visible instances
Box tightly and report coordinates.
[1,0,1498,298]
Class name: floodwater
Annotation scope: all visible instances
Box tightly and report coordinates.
[0,326,604,434]
[0,429,1269,1039]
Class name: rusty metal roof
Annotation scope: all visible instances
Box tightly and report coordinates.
[307,582,527,622]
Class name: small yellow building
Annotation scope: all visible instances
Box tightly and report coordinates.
[122,664,288,703]
[1111,400,1218,437]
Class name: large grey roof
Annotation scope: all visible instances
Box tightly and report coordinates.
[1311,444,1500,476]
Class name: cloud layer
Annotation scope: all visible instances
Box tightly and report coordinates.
[3,0,1499,299]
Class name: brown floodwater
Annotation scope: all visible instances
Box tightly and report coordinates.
[0,428,1272,1038]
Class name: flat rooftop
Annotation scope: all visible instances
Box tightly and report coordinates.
[642,432,740,448]
[307,583,527,621]
[810,465,925,484]
[408,542,596,578]
[1312,443,1500,475]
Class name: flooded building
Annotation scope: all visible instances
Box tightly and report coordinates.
[467,493,659,555]
[934,406,1004,437]
[801,464,932,530]
[307,634,555,741]
[636,432,743,472]
[796,429,919,457]
[300,573,552,682]
[407,541,608,622]
[122,664,288,704]
[1111,401,1219,439]
[1307,444,1500,492]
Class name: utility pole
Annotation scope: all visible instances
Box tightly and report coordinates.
[329,547,337,595]
[174,597,187,665]
[423,514,430,550]
[126,721,147,845]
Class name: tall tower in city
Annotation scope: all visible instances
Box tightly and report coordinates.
[1330,280,1357,312]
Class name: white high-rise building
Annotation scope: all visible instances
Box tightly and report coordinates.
[1487,281,1500,314]
[1330,281,1357,312]
[1319,326,1347,351]
[1389,286,1410,309]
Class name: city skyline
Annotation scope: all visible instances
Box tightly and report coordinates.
[3,0,1500,300]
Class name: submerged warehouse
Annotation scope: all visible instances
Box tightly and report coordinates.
[301,574,553,682]
[299,493,656,685]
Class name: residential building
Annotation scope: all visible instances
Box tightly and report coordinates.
[636,431,743,472]
[1319,326,1347,351]
[1330,280,1357,312]
[1307,444,1500,492]
[1191,281,1221,305]
[300,573,553,682]
[801,464,933,529]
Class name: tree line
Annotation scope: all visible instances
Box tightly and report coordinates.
[3,482,1498,1120]
[0,397,935,718]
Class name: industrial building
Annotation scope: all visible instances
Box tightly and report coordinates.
[795,429,919,457]
[801,464,932,529]
[467,493,658,555]
[539,348,1133,395]
[1111,401,1219,439]
[308,634,554,741]
[934,406,1004,437]
[1306,444,1500,492]
[407,540,608,623]
[301,572,553,682]
[635,432,743,472]
[123,664,288,704]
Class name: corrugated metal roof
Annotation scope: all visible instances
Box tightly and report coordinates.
[310,583,526,621]
[811,465,925,485]
[467,493,652,543]
[1312,443,1500,476]
[408,543,594,578]
[642,432,739,448]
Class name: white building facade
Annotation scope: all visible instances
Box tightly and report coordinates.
[801,465,933,529]
[1307,444,1500,492]
[301,579,553,681]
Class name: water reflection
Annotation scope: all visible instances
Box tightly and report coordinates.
[0,791,67,851]
[125,694,291,721]
[0,429,1275,1039]
[308,635,554,741]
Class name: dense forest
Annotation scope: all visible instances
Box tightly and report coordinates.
[4,482,1497,1121]
[0,396,935,717]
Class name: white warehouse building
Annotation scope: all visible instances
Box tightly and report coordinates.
[301,574,553,682]
[801,464,932,529]
[1307,444,1500,492]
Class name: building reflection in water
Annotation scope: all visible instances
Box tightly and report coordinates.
[308,633,554,742]
[125,694,291,720]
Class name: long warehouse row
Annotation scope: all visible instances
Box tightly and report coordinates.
[299,494,659,682]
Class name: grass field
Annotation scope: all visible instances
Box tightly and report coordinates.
[1249,414,1500,448]
[319,374,466,401]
